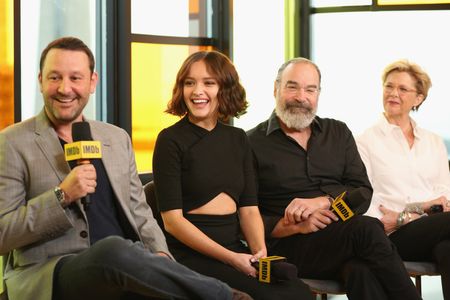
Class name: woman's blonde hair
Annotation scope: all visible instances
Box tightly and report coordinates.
[382,60,432,111]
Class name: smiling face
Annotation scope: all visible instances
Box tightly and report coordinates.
[383,71,424,119]
[39,48,98,127]
[275,62,320,130]
[183,60,220,129]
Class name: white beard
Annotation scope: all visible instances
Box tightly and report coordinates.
[275,97,316,130]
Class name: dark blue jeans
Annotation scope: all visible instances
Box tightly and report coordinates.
[53,236,232,300]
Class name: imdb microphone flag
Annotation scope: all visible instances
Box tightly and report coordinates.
[64,141,102,161]
[258,256,287,283]
[331,191,354,221]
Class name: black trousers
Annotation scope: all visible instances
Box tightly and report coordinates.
[169,213,314,300]
[270,215,420,300]
[173,246,314,300]
[389,212,450,299]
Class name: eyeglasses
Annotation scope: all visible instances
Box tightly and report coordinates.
[383,84,417,95]
[283,82,320,95]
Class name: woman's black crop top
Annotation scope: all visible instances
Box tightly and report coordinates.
[153,116,258,213]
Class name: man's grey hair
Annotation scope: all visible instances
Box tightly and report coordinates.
[275,57,322,88]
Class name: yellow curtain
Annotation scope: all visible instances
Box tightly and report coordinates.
[131,43,211,172]
[0,0,14,130]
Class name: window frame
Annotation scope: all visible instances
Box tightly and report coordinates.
[114,0,232,136]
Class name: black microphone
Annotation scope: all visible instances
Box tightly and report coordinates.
[329,189,370,221]
[252,256,298,283]
[64,122,102,210]
[429,204,443,214]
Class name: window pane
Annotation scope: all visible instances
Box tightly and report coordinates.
[0,0,14,130]
[233,0,285,130]
[131,0,212,37]
[21,0,97,121]
[311,0,371,7]
[378,0,450,4]
[131,43,211,172]
[312,10,450,157]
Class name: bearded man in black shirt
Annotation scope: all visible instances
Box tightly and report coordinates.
[247,57,420,300]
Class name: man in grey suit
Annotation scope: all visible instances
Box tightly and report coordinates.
[0,37,250,300]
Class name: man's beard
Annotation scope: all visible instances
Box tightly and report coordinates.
[275,97,316,130]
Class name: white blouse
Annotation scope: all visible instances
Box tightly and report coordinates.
[356,115,450,219]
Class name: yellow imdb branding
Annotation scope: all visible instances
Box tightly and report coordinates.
[64,141,102,161]
[331,191,354,221]
[259,256,286,283]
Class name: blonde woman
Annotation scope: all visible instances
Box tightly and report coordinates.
[357,59,450,298]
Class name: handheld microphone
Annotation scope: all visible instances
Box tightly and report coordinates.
[429,204,443,214]
[64,122,102,210]
[330,191,354,221]
[252,256,298,283]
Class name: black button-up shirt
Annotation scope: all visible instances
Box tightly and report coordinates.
[247,112,372,234]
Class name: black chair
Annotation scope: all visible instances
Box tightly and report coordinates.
[302,261,441,299]
[301,278,346,300]
[143,181,163,228]
[139,172,153,186]
[404,261,439,296]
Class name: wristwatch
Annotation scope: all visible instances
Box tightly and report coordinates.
[54,186,67,208]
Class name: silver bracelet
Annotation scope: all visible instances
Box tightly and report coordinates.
[407,212,412,223]
[396,211,406,227]
[404,203,424,215]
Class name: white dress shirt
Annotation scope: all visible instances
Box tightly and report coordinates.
[356,114,450,219]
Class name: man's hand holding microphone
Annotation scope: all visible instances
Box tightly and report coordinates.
[58,122,101,209]
[58,162,97,207]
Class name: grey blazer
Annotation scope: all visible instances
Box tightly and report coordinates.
[0,110,170,300]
